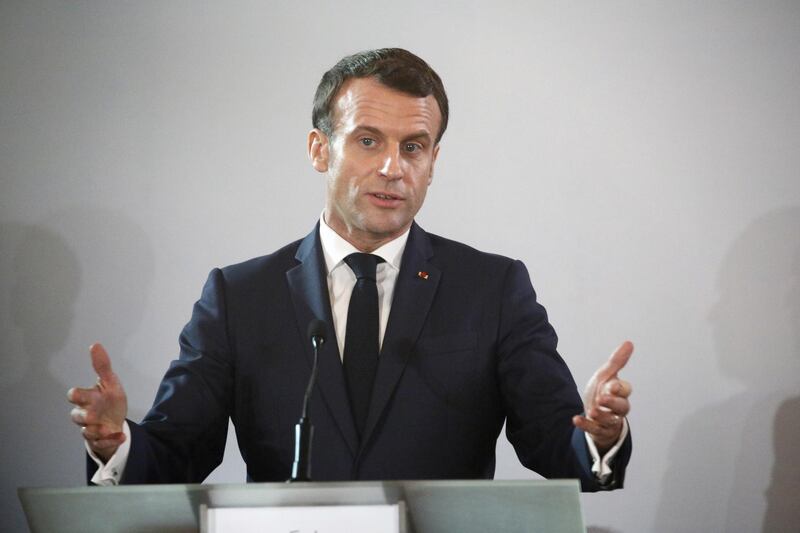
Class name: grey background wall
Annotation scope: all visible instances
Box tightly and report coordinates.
[2,2,798,532]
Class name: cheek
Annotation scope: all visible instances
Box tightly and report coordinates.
[415,187,429,208]
[411,175,431,202]
[325,173,339,200]
[326,159,348,193]
[345,183,361,206]
[328,169,361,205]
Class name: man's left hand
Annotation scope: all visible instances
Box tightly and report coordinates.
[573,341,633,454]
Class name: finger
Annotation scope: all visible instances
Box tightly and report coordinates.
[587,407,625,428]
[71,407,85,425]
[72,406,115,427]
[90,343,116,384]
[602,378,633,399]
[81,425,125,443]
[572,415,622,444]
[85,431,126,453]
[81,425,104,440]
[71,406,96,426]
[67,386,99,406]
[595,340,634,382]
[91,436,125,451]
[573,415,617,440]
[597,394,631,417]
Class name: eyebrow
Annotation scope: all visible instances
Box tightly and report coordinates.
[353,125,433,144]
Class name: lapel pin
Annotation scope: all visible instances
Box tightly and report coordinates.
[417,271,429,280]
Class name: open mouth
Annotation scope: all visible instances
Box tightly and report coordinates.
[371,192,401,200]
[368,192,403,207]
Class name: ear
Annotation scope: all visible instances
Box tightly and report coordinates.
[427,143,440,185]
[308,128,330,173]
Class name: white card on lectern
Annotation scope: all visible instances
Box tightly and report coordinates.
[202,503,403,533]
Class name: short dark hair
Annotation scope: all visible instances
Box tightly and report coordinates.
[312,48,449,144]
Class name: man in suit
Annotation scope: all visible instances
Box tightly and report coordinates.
[68,48,633,491]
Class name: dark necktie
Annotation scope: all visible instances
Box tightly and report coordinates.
[343,252,384,438]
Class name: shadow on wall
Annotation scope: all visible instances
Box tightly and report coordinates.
[654,206,800,533]
[0,207,155,533]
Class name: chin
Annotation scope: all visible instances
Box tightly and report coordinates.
[360,212,403,230]
[365,226,402,238]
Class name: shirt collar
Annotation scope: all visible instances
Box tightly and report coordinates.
[319,211,409,275]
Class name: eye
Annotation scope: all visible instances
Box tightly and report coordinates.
[404,143,422,153]
[360,138,375,147]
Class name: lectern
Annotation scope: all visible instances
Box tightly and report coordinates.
[20,479,584,532]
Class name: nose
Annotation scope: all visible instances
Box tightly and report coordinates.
[378,145,404,180]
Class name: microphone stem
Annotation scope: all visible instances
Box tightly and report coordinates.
[290,334,323,482]
[301,337,321,417]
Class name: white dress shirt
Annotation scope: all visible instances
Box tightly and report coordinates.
[317,213,408,358]
[89,213,625,484]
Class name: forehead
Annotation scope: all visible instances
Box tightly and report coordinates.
[331,77,441,138]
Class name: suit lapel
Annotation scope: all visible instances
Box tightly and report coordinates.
[286,224,359,457]
[362,223,440,448]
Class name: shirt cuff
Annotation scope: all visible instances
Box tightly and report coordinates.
[585,418,629,484]
[87,420,131,486]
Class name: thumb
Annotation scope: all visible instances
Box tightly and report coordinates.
[595,340,634,383]
[90,343,116,383]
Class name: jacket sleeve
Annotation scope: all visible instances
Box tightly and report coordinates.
[90,268,234,484]
[496,260,631,491]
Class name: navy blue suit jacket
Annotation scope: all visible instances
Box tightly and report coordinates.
[91,223,630,491]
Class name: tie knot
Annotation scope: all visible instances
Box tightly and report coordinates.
[344,253,383,281]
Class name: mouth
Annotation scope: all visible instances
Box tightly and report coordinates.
[371,192,402,200]
[368,192,404,207]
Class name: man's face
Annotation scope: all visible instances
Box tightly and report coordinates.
[308,77,441,252]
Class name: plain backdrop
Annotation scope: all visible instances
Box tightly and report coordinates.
[2,2,799,532]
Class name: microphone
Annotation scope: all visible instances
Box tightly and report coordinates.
[289,319,327,482]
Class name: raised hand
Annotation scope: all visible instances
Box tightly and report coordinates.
[572,341,633,453]
[67,343,128,462]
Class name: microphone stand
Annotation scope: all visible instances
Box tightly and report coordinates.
[288,321,325,482]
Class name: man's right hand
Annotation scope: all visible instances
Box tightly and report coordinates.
[67,343,128,462]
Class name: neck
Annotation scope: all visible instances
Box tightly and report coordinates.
[335,229,397,254]
[322,215,409,253]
